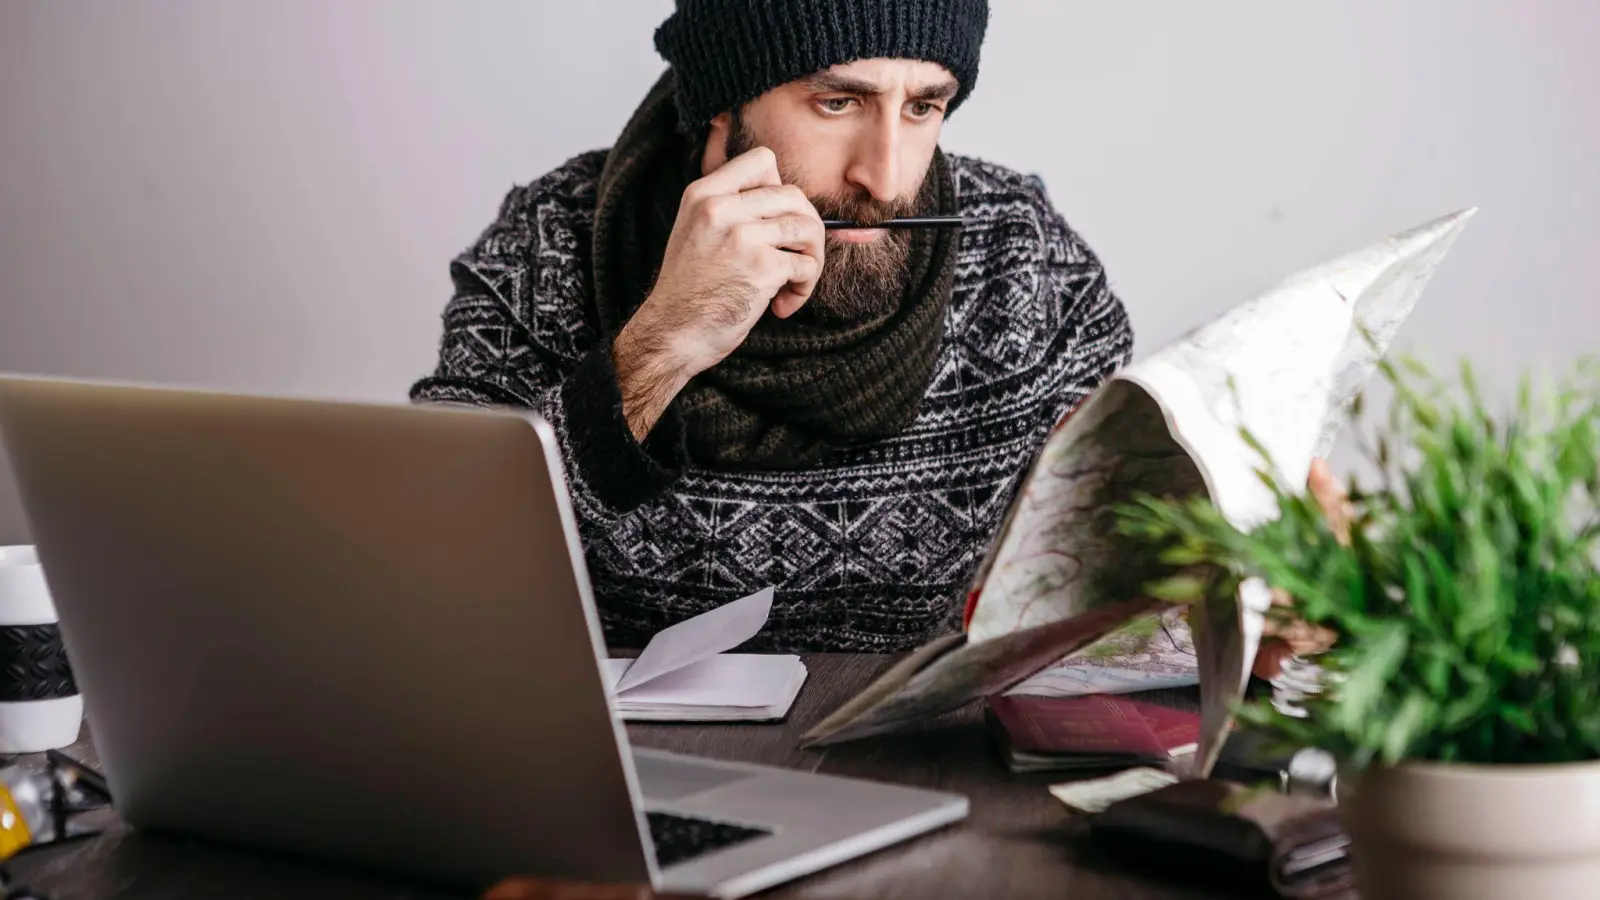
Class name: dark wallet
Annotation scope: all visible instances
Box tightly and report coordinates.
[1089,779,1353,899]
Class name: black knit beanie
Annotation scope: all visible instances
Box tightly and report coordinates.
[654,0,990,131]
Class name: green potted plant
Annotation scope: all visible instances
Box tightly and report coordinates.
[1115,353,1600,900]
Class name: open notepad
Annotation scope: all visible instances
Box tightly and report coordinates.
[606,586,808,722]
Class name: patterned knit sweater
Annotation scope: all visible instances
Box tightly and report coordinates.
[410,150,1133,653]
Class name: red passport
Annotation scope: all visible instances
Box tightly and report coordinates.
[987,694,1200,758]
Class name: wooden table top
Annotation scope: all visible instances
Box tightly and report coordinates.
[3,654,1251,900]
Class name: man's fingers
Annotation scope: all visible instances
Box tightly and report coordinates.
[769,253,820,319]
[1307,458,1353,545]
[739,214,824,257]
[1308,458,1336,498]
[735,184,817,221]
[739,219,823,305]
[689,146,782,200]
[774,247,821,295]
[770,287,807,319]
[1253,638,1298,680]
[1265,617,1337,652]
[1262,608,1338,652]
[757,249,820,321]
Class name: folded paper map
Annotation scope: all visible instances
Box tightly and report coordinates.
[802,209,1477,769]
[1006,604,1199,698]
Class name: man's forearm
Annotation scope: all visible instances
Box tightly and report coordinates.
[613,323,691,442]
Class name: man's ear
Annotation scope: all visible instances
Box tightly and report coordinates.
[700,111,732,174]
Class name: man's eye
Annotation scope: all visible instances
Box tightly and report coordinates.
[821,97,854,113]
[909,101,937,118]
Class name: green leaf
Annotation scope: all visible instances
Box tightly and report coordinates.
[1145,573,1207,602]
[1403,553,1438,632]
[1439,674,1493,730]
[1382,692,1436,764]
[1331,623,1409,731]
[1417,549,1465,631]
[1499,646,1542,676]
[1158,545,1210,566]
[1501,704,1538,735]
[1421,650,1453,695]
[1239,425,1274,469]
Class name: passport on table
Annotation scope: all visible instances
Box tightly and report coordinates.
[985,693,1200,773]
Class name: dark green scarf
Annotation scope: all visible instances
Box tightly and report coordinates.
[592,71,959,470]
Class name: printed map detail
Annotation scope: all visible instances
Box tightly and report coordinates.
[1008,606,1199,697]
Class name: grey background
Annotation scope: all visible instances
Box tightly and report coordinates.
[1,0,1596,543]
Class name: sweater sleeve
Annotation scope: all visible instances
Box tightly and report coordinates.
[409,179,688,525]
[1032,175,1136,409]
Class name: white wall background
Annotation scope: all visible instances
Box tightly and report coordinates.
[1,0,1596,542]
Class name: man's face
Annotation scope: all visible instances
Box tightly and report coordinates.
[702,58,957,321]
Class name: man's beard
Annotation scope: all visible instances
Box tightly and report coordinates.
[726,114,918,322]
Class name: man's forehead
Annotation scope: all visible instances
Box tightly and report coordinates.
[798,58,959,94]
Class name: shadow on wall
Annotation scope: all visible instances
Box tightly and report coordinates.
[0,451,27,545]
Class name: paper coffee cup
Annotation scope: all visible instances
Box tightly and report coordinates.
[0,545,84,753]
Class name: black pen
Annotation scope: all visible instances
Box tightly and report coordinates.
[822,216,967,230]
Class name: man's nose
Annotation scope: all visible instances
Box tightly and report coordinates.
[844,116,904,204]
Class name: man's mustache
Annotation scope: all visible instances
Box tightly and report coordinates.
[810,191,919,229]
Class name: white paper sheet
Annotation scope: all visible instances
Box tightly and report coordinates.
[614,586,775,693]
[606,654,803,708]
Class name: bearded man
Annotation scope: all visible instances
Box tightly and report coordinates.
[410,0,1137,653]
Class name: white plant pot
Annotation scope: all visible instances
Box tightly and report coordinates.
[0,544,83,753]
[1342,757,1600,900]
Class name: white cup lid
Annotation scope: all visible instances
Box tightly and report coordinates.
[0,545,39,566]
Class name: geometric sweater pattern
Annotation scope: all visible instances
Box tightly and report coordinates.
[411,149,1134,653]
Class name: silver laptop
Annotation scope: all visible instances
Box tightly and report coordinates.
[0,374,967,898]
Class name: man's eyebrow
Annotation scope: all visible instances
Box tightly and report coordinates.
[910,80,960,103]
[801,72,882,95]
[801,73,961,103]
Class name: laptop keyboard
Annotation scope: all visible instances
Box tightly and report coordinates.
[646,811,772,867]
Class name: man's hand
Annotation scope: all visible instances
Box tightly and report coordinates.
[1252,458,1346,679]
[612,146,824,441]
